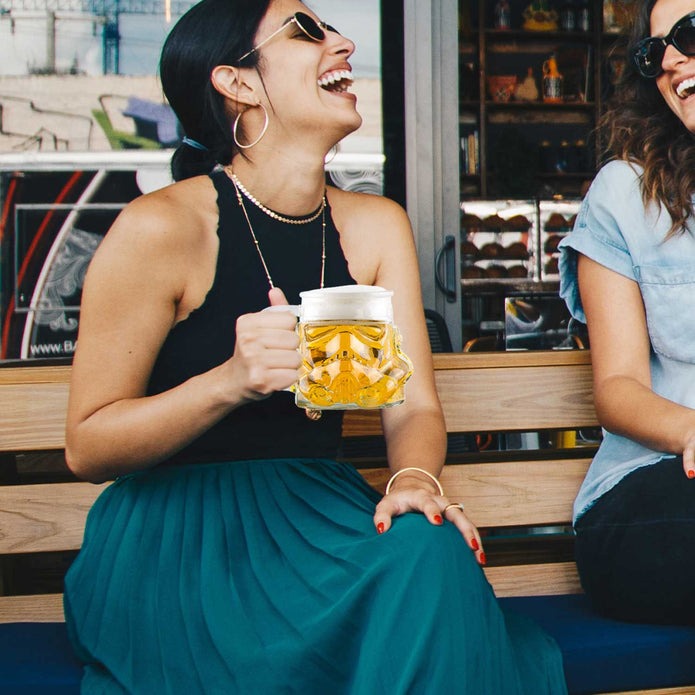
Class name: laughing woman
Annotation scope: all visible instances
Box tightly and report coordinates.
[63,0,567,692]
[560,0,695,625]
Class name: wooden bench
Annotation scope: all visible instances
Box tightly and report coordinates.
[2,351,695,694]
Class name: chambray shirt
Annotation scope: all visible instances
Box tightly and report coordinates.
[559,159,695,523]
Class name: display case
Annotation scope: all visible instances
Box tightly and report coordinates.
[458,197,582,348]
[459,0,627,200]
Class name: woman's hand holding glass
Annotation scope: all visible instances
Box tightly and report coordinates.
[229,287,300,402]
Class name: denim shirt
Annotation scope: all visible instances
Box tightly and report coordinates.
[559,159,695,522]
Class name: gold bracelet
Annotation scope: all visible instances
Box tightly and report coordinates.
[385,467,444,496]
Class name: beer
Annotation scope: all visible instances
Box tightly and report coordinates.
[295,319,413,409]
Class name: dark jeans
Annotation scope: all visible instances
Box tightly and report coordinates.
[574,456,695,625]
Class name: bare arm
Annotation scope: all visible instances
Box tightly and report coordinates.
[332,190,482,558]
[578,253,695,476]
[66,186,300,482]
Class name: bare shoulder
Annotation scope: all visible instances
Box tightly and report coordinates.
[89,175,216,273]
[327,186,411,236]
[326,187,415,286]
[107,175,214,247]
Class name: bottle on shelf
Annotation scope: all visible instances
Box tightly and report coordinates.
[516,67,540,102]
[494,0,511,30]
[576,0,590,31]
[542,54,564,104]
[559,1,576,31]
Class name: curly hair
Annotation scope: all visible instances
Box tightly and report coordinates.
[600,0,695,237]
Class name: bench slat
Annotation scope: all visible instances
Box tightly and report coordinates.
[0,482,106,554]
[0,562,582,624]
[485,561,581,597]
[1,458,588,556]
[0,593,64,622]
[359,458,589,528]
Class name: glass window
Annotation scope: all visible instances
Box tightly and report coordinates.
[0,0,382,156]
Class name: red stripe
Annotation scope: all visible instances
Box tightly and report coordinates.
[2,171,83,358]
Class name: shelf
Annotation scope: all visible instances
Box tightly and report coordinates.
[485,101,595,110]
[484,29,594,42]
[460,0,606,199]
[461,278,560,292]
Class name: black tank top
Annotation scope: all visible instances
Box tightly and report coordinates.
[147,169,356,465]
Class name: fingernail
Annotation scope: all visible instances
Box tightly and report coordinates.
[479,552,487,566]
[688,470,695,479]
[434,514,443,525]
[377,522,385,534]
[470,538,480,551]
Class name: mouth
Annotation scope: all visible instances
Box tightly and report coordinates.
[318,69,354,94]
[676,76,695,98]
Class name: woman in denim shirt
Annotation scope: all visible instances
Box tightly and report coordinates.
[559,0,695,625]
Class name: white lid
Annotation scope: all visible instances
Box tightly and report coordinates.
[299,284,394,321]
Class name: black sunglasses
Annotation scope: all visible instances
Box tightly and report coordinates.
[633,11,695,78]
[237,12,338,64]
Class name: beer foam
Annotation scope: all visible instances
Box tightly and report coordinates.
[299,285,394,322]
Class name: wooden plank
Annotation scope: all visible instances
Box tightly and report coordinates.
[343,353,597,437]
[485,561,582,597]
[436,363,596,432]
[0,482,106,554]
[602,689,695,695]
[0,364,72,385]
[432,350,592,370]
[0,563,582,622]
[0,593,64,623]
[0,381,70,452]
[0,355,598,446]
[359,458,590,528]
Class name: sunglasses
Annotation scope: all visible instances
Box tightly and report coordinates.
[237,12,338,64]
[633,11,695,78]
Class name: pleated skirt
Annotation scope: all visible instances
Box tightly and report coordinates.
[64,458,567,694]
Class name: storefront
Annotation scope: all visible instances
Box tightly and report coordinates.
[0,0,633,356]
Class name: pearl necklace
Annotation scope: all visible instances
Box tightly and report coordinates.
[228,170,326,291]
[226,168,326,225]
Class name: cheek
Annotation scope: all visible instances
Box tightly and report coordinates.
[656,75,677,111]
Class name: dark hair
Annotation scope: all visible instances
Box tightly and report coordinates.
[601,0,695,237]
[160,0,272,181]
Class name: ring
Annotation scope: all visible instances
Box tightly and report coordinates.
[443,502,465,515]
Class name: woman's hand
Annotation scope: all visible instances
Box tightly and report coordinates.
[373,474,485,565]
[226,287,301,402]
[681,429,695,479]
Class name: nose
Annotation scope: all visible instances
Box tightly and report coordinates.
[661,41,688,72]
[327,30,355,58]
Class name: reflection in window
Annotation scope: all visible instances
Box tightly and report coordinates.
[0,0,381,155]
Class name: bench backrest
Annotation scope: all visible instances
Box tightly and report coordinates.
[0,350,597,620]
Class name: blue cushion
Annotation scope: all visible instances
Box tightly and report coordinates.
[4,601,695,694]
[501,594,695,694]
[0,623,80,694]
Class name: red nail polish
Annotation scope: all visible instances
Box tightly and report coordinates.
[688,470,695,479]
[479,552,487,566]
[377,522,385,534]
[434,514,443,525]
[470,538,480,551]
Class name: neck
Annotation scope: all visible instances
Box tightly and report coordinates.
[229,149,329,218]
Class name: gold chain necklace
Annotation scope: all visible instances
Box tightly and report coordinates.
[226,168,326,225]
[228,171,326,291]
[228,171,327,422]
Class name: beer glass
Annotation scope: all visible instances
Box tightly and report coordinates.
[272,285,413,410]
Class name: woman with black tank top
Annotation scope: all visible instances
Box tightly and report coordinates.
[62,1,567,692]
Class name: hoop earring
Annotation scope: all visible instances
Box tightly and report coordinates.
[324,145,338,165]
[233,103,269,149]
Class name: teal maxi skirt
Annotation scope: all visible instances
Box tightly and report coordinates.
[64,459,567,694]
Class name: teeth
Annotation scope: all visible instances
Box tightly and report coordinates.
[676,76,695,98]
[318,69,354,90]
